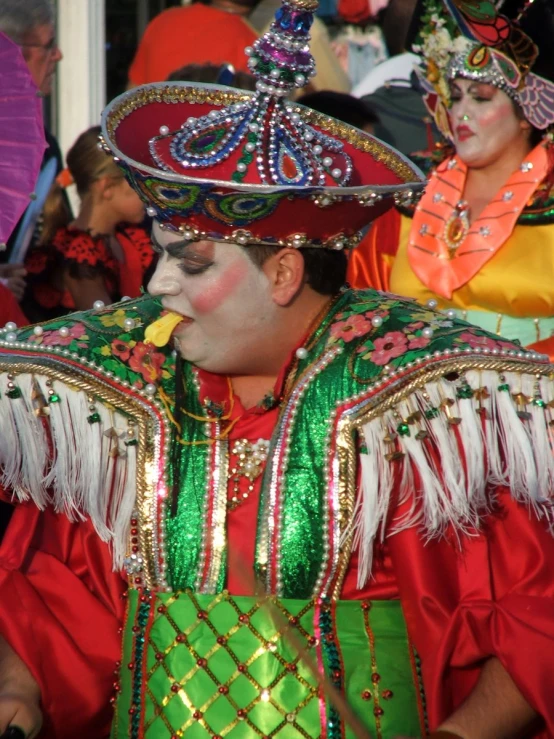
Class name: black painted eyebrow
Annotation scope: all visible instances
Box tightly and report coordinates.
[151,231,213,263]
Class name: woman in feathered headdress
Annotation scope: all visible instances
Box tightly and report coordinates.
[349,0,554,358]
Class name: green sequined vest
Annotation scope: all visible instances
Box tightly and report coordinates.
[1,289,550,738]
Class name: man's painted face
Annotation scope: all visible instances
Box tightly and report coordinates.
[147,222,279,373]
[449,79,529,168]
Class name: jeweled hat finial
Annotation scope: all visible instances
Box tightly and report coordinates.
[248,0,318,96]
[101,0,424,249]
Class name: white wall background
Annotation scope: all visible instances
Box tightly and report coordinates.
[56,0,106,211]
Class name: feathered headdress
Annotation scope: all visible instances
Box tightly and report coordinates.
[412,0,554,138]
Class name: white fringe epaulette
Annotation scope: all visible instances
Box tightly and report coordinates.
[352,368,554,586]
[0,372,138,569]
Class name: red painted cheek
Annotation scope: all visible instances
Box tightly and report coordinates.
[190,260,249,314]
[475,104,513,130]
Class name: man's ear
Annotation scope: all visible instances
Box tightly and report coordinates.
[263,248,306,307]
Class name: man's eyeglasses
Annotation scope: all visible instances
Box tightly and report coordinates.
[19,37,58,53]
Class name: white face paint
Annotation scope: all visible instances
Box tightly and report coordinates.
[147,222,279,373]
[449,79,530,168]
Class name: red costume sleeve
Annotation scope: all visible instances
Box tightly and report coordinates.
[388,486,554,736]
[0,501,125,739]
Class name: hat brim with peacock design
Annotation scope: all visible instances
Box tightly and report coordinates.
[411,0,554,140]
[100,0,424,251]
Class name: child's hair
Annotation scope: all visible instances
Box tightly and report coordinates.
[40,125,124,245]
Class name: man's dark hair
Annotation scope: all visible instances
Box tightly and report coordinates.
[297,91,379,130]
[244,244,347,296]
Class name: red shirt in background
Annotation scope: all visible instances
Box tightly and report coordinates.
[128,4,258,86]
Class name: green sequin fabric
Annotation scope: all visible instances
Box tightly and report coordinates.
[112,589,425,739]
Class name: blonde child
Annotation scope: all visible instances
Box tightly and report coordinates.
[25,126,153,320]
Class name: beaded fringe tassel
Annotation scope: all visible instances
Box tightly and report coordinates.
[352,369,554,586]
[0,373,136,568]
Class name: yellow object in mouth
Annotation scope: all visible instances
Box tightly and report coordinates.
[144,311,183,347]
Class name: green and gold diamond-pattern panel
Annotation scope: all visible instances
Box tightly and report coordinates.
[114,590,425,739]
[143,590,321,738]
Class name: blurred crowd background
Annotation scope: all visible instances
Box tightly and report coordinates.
[0,0,437,328]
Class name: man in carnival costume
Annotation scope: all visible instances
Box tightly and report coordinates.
[0,1,553,738]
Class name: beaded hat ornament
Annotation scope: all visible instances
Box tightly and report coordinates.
[412,0,554,139]
[100,0,424,251]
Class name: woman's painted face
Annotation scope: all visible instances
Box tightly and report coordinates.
[449,79,530,168]
[147,222,279,373]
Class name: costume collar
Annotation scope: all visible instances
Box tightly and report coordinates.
[408,142,549,299]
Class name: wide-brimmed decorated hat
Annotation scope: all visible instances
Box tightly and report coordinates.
[411,0,554,139]
[100,0,424,251]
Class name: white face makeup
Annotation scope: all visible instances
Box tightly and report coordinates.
[147,222,279,374]
[449,79,530,168]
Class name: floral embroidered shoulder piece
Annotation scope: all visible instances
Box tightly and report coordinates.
[0,289,551,590]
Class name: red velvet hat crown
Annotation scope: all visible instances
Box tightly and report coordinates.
[101,0,424,250]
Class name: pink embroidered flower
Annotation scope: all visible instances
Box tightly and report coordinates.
[330,313,371,342]
[38,323,87,347]
[406,321,425,331]
[408,335,431,350]
[458,331,514,352]
[129,341,166,382]
[371,331,408,365]
[111,339,134,362]
[364,309,389,321]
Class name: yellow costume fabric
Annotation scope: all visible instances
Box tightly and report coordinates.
[391,215,554,350]
[348,210,554,356]
[393,214,554,316]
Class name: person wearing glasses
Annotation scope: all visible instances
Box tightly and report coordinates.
[0,0,61,96]
[0,0,64,265]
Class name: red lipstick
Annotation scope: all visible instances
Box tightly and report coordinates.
[456,125,474,142]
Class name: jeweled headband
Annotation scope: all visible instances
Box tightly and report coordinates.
[447,44,554,131]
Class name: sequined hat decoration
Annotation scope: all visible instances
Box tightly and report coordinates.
[412,0,554,138]
[101,0,424,250]
[149,0,353,192]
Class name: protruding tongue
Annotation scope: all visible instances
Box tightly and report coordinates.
[144,311,183,347]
